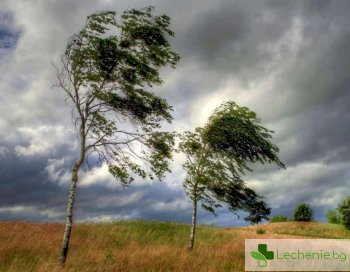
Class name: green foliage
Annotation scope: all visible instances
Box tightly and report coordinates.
[56,7,179,184]
[244,197,271,225]
[337,196,350,229]
[147,131,176,180]
[326,209,340,224]
[178,101,284,217]
[202,101,285,171]
[270,215,289,223]
[293,203,313,222]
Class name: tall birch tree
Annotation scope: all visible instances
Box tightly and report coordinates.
[54,7,179,264]
[178,101,285,250]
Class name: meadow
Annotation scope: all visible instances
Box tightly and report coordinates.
[1,220,349,272]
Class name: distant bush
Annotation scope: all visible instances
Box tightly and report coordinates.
[270,215,289,223]
[338,197,350,229]
[256,228,266,235]
[293,203,313,222]
[326,209,340,224]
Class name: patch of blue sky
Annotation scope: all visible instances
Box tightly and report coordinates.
[0,11,21,53]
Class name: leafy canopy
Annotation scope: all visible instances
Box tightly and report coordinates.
[244,195,271,225]
[293,203,313,222]
[203,101,285,171]
[55,7,179,184]
[178,101,284,216]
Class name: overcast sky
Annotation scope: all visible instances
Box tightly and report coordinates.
[1,0,350,227]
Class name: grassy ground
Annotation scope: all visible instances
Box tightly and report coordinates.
[0,220,349,272]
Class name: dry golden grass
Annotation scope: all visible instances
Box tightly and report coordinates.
[0,220,349,272]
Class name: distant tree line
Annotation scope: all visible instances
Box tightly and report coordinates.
[269,198,350,230]
[270,203,313,222]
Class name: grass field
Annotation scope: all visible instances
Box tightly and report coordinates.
[0,220,349,272]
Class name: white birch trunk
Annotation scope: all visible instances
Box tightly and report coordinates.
[59,125,85,265]
[188,198,197,250]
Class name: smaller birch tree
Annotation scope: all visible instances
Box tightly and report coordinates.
[179,101,285,250]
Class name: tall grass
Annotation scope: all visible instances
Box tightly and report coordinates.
[0,221,241,272]
[1,221,350,271]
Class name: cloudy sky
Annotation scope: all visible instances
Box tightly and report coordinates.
[1,0,350,227]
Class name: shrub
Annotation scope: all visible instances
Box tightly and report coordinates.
[338,196,350,229]
[256,228,266,235]
[270,215,288,223]
[293,203,313,222]
[326,209,340,224]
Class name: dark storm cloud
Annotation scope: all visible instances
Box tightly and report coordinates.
[0,11,21,51]
[73,181,244,225]
[278,98,350,166]
[75,182,185,218]
[0,150,67,220]
[179,1,298,84]
[255,2,350,168]
[0,159,192,223]
[161,1,303,122]
[0,139,77,206]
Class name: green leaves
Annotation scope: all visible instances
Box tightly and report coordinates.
[86,11,117,34]
[58,7,179,185]
[178,100,284,219]
[244,197,271,225]
[293,203,313,222]
[203,101,285,169]
[147,131,176,180]
[108,165,130,185]
[98,38,118,78]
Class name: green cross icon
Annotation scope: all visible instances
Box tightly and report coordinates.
[250,244,274,267]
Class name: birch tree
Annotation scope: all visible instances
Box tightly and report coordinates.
[178,101,285,250]
[54,7,179,264]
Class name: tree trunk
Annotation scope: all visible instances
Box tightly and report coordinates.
[188,198,197,250]
[59,125,85,265]
[59,164,80,264]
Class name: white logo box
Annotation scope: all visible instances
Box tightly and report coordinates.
[245,239,350,271]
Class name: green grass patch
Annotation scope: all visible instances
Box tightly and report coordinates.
[273,222,350,238]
